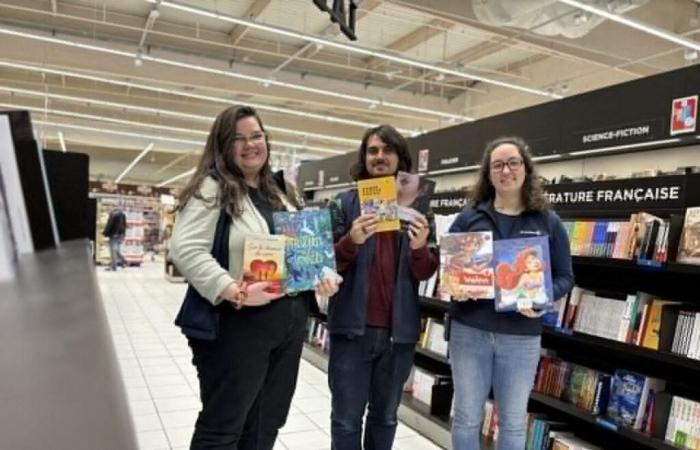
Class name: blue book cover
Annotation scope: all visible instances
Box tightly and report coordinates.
[272,209,336,294]
[608,369,645,428]
[493,236,553,312]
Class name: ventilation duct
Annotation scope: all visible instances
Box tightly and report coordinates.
[472,0,649,39]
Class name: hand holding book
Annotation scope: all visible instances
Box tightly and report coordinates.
[243,280,284,306]
[407,215,430,250]
[349,214,379,245]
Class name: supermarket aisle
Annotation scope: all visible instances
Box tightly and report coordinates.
[97,261,443,450]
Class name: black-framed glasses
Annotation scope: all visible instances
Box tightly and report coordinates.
[233,132,266,146]
[490,158,523,172]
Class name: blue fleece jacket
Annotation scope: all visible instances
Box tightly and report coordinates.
[448,201,575,335]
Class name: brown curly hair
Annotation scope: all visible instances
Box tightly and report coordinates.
[471,136,547,211]
[176,105,299,215]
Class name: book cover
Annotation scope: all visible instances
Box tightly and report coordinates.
[494,236,554,312]
[438,232,494,299]
[272,209,336,294]
[242,235,286,295]
[678,207,700,264]
[641,299,682,350]
[357,176,400,232]
[395,171,435,224]
[608,369,646,428]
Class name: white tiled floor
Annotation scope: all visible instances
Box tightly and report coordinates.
[98,261,443,450]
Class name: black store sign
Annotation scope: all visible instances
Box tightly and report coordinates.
[543,175,686,211]
[573,119,664,151]
[429,189,470,215]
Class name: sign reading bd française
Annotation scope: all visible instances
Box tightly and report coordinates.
[543,175,686,211]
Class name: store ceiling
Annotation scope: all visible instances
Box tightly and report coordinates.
[0,0,697,187]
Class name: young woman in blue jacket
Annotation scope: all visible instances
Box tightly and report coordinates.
[448,136,574,450]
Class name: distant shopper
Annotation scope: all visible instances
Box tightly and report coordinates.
[169,105,340,450]
[102,208,127,270]
[448,136,574,450]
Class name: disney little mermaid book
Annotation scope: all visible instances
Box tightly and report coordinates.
[273,209,336,294]
[242,235,286,295]
[493,236,553,312]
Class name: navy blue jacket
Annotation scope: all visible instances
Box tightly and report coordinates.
[448,201,574,335]
[328,189,435,344]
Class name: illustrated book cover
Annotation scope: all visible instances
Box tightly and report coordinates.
[677,207,700,265]
[494,236,553,312]
[272,209,336,293]
[438,232,494,299]
[395,171,435,225]
[242,235,286,295]
[357,175,399,232]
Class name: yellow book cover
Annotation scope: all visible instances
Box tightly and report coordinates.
[572,221,586,255]
[357,176,400,232]
[641,299,681,350]
[242,235,286,295]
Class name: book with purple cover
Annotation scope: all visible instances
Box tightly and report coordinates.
[494,236,553,312]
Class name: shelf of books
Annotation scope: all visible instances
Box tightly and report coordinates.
[411,174,700,449]
[298,173,700,449]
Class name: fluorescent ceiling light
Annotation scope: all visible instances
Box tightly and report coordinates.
[568,138,681,156]
[0,62,380,129]
[0,96,357,146]
[428,165,480,175]
[57,131,67,152]
[149,0,558,100]
[0,91,346,154]
[532,154,562,161]
[32,120,328,158]
[0,27,469,122]
[115,142,154,183]
[156,167,195,187]
[559,0,700,52]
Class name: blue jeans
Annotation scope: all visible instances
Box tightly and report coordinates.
[108,235,126,270]
[328,328,415,450]
[449,322,541,450]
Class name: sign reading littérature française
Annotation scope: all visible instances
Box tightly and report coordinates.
[543,175,686,211]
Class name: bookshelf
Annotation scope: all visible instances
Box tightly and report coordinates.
[299,173,700,450]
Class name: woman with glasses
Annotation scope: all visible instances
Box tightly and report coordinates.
[447,136,574,450]
[169,105,340,450]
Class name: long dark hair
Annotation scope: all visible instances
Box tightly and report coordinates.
[471,136,547,211]
[177,105,294,216]
[350,125,412,180]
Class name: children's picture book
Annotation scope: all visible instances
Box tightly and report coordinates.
[357,176,399,232]
[677,207,700,265]
[438,232,494,299]
[272,209,336,293]
[494,236,553,312]
[396,171,436,225]
[242,235,286,295]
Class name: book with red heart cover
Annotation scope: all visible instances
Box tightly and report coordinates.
[242,235,286,295]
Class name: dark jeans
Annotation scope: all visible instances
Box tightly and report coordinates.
[188,295,310,450]
[328,327,415,450]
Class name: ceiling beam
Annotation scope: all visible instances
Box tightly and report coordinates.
[365,18,454,70]
[229,0,274,46]
[389,0,648,77]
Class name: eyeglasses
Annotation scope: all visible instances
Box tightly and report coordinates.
[490,158,523,172]
[233,132,266,146]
